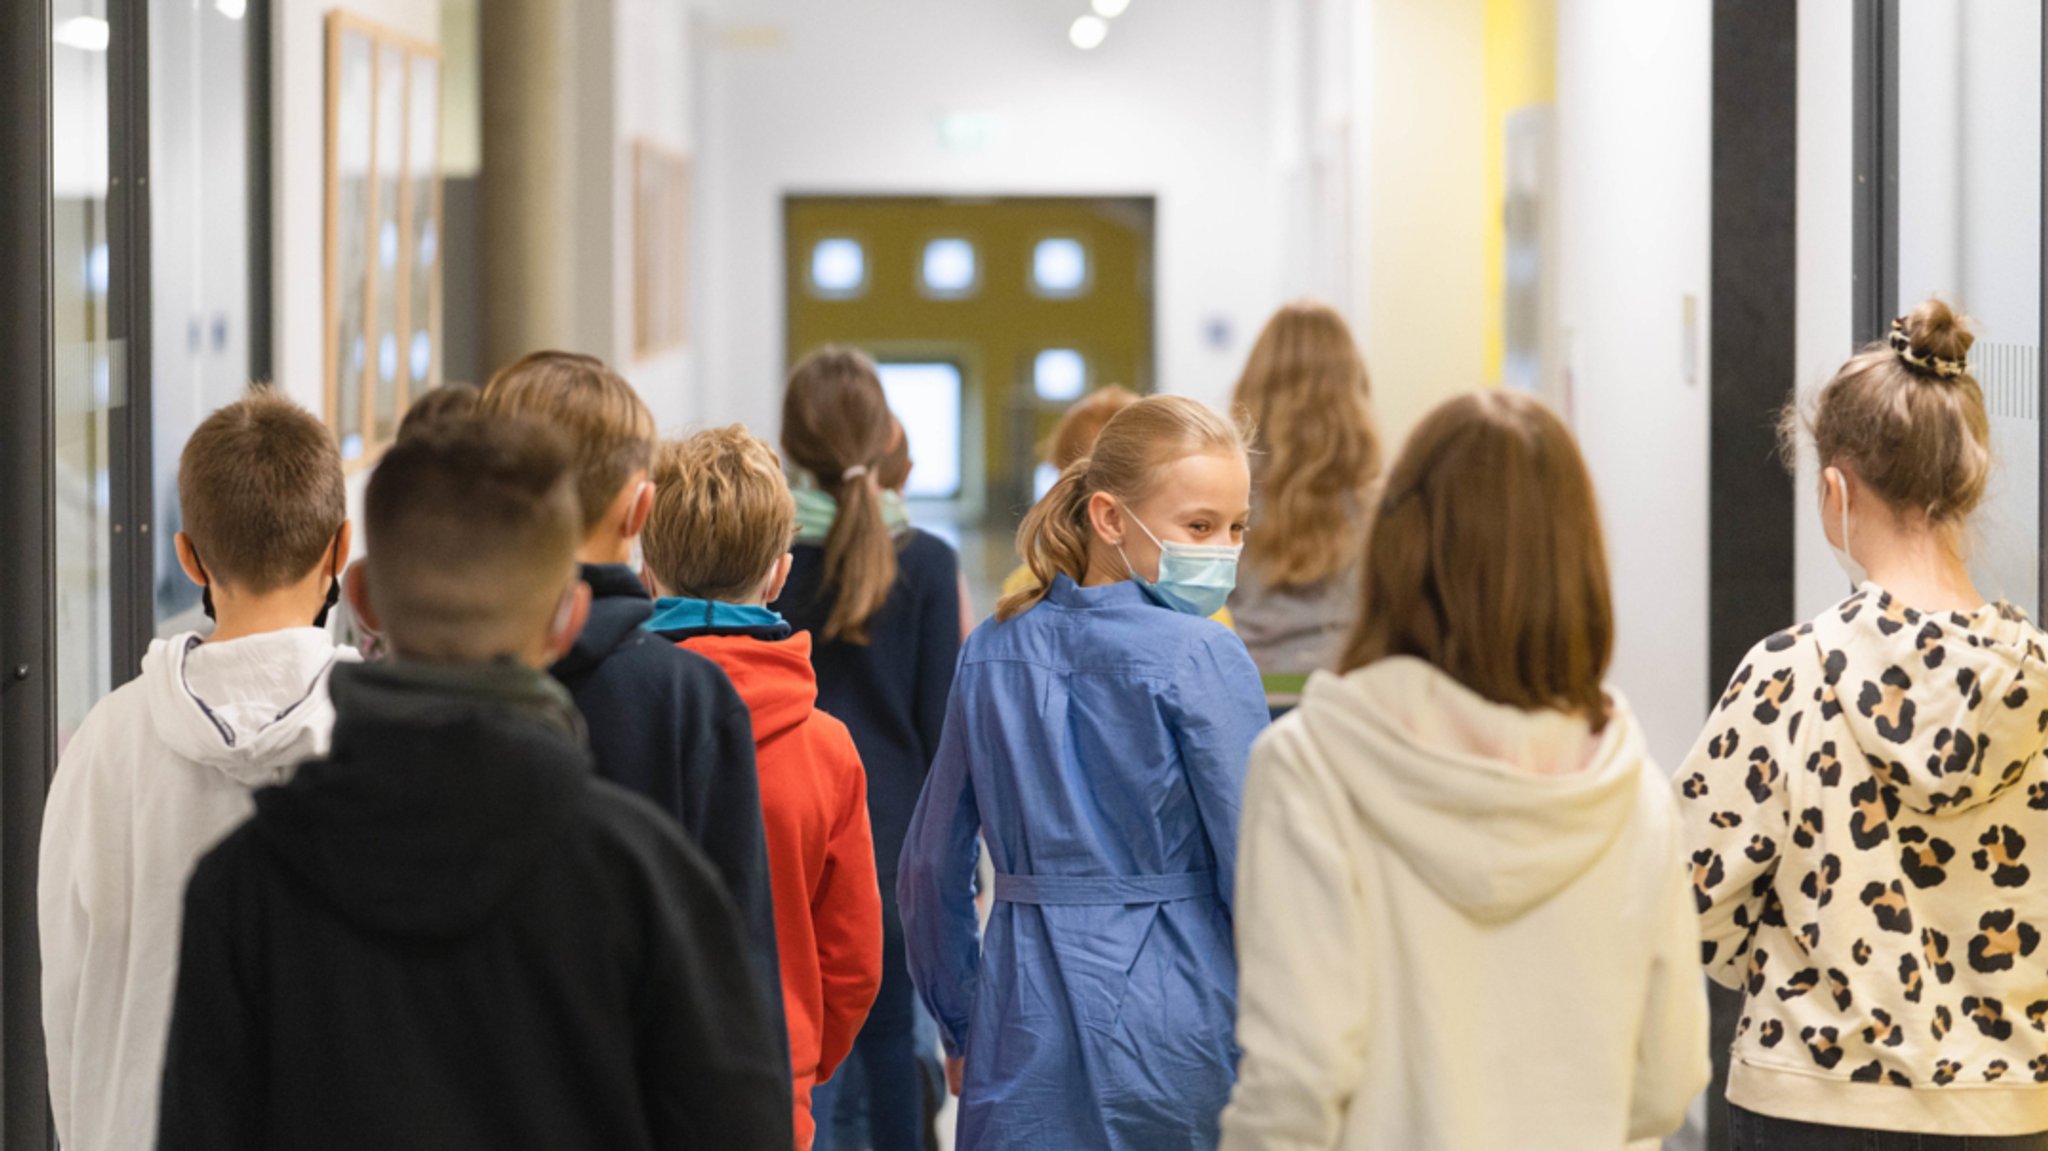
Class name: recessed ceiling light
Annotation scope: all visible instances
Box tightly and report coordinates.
[1069,14,1108,50]
[215,0,247,19]
[1093,0,1132,17]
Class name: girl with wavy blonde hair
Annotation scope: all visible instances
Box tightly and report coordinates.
[1228,300,1382,690]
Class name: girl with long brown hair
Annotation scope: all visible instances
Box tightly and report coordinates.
[772,346,962,1151]
[1227,300,1382,697]
[1222,391,1707,1150]
[899,394,1269,1151]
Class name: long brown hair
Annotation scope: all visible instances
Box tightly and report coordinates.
[1231,299,1382,587]
[1342,391,1612,728]
[781,347,897,642]
[998,394,1248,621]
[1784,297,1990,528]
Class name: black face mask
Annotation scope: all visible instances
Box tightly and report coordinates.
[191,531,344,629]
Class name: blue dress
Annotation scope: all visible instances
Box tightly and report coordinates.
[898,575,1269,1151]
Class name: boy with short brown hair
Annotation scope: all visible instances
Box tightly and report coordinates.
[156,416,790,1150]
[40,388,357,1151]
[477,352,786,1057]
[643,427,884,1150]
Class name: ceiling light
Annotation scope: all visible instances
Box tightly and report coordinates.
[216,0,248,19]
[53,15,110,52]
[1093,0,1132,17]
[1069,15,1108,50]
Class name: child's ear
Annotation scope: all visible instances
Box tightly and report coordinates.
[174,531,207,589]
[343,561,381,637]
[331,520,355,575]
[1085,491,1124,547]
[546,581,595,663]
[764,552,795,604]
[621,477,655,542]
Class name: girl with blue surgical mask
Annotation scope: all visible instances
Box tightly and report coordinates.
[898,394,1268,1151]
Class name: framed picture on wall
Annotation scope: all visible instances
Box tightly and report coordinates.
[325,11,442,468]
[632,139,691,360]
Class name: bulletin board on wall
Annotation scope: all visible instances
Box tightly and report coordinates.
[325,10,443,468]
[632,139,691,360]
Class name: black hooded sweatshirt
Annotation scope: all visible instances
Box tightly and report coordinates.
[551,564,786,1043]
[156,660,792,1151]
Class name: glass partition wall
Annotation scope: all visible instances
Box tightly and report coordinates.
[1894,0,2044,615]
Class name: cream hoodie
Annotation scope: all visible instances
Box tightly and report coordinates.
[39,628,354,1151]
[1678,586,2048,1135]
[1220,657,1708,1151]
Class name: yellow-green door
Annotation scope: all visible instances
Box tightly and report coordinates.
[784,195,1154,524]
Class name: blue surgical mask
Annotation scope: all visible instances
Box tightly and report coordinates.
[1118,509,1241,618]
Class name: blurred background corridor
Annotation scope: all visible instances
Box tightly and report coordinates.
[6,1,2048,1148]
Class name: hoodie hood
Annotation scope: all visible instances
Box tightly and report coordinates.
[142,628,358,787]
[676,631,818,743]
[551,563,653,683]
[1294,656,1647,923]
[1814,585,2048,816]
[249,659,591,939]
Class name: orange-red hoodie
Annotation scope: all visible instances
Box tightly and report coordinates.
[676,630,883,1151]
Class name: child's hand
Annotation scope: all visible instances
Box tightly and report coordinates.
[946,1055,965,1097]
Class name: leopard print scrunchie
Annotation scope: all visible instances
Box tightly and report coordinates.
[1888,317,1969,380]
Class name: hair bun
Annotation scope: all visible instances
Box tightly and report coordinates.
[1890,298,1974,380]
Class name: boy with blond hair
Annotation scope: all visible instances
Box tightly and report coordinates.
[156,416,789,1149]
[644,427,884,1150]
[476,352,786,1059]
[40,388,358,1151]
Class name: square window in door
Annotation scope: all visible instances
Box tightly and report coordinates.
[1032,237,1089,296]
[876,361,964,499]
[921,238,977,297]
[810,237,867,297]
[1034,349,1087,401]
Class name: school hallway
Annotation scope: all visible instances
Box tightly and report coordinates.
[8,0,2048,1149]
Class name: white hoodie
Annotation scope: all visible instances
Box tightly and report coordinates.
[1220,657,1709,1151]
[39,628,354,1151]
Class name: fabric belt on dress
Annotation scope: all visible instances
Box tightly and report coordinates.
[990,869,1218,906]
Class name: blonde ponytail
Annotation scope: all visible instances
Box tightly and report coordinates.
[996,394,1250,622]
[997,460,1098,620]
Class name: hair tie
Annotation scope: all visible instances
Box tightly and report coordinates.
[1888,318,1968,380]
[840,464,870,483]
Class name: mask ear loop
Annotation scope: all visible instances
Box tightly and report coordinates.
[1114,502,1162,582]
[312,530,345,629]
[190,546,217,622]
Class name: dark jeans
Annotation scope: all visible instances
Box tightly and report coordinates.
[813,884,927,1151]
[1730,1105,2048,1150]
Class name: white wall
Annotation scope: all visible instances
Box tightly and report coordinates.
[1555,0,1711,771]
[692,0,1289,437]
[1358,0,1487,448]
[1794,0,1856,621]
[614,0,697,430]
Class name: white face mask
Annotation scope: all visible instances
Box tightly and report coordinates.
[1828,467,1869,591]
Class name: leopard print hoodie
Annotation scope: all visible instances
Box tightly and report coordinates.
[1678,586,2048,1134]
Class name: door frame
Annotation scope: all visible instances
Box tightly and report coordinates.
[0,0,56,1142]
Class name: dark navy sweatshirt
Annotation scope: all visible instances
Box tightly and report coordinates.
[773,530,962,880]
[550,564,785,1042]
